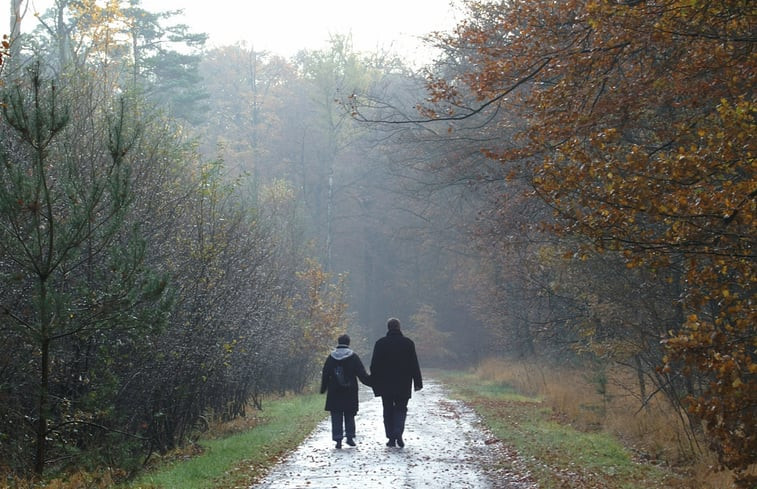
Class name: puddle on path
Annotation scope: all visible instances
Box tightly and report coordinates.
[250,380,504,489]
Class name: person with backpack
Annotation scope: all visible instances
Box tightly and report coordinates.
[320,334,371,448]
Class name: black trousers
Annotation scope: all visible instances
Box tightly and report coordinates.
[330,410,356,441]
[381,396,409,440]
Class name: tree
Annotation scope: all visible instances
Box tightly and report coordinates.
[408,305,454,366]
[285,258,349,392]
[122,1,208,123]
[8,0,26,62]
[423,0,755,483]
[0,64,168,475]
[293,35,378,272]
[27,0,207,123]
[198,45,294,180]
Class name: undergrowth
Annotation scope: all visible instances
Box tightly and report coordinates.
[127,392,324,489]
[438,358,753,489]
[1,392,325,489]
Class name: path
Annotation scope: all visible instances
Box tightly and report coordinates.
[250,379,529,489]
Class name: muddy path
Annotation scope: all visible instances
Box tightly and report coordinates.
[250,379,534,489]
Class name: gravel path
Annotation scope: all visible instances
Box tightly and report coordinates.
[250,379,526,489]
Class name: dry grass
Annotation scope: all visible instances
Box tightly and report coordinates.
[205,409,265,438]
[473,357,753,489]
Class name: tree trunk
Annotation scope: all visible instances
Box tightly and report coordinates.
[35,278,51,475]
[34,337,49,475]
[8,0,25,71]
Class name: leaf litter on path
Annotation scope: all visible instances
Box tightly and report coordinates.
[248,380,537,489]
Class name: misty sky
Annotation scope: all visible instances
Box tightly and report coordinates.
[5,0,460,65]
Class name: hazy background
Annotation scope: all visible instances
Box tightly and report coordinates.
[3,0,460,64]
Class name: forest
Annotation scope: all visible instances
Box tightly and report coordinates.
[0,0,754,487]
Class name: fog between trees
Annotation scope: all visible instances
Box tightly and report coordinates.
[1,0,754,486]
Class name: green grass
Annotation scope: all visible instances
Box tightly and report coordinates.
[126,393,325,489]
[436,370,677,489]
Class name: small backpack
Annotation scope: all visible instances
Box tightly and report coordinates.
[333,364,352,388]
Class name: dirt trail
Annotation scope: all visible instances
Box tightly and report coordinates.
[250,379,533,489]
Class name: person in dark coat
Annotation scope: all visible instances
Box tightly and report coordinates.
[320,334,371,448]
[370,317,423,448]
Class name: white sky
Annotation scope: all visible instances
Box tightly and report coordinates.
[3,0,461,65]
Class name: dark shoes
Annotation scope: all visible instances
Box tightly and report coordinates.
[386,437,404,448]
[335,438,356,448]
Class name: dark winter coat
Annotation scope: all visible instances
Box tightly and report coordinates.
[320,345,371,413]
[370,329,423,399]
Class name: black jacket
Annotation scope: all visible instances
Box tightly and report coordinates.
[370,329,423,399]
[320,345,371,413]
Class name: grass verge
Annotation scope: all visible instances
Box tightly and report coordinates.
[435,369,680,489]
[126,393,325,489]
